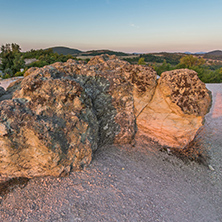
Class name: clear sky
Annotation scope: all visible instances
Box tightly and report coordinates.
[0,0,222,53]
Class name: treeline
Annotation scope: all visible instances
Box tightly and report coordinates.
[23,48,75,69]
[80,50,128,57]
[1,44,222,83]
[0,43,76,79]
[125,53,183,65]
[125,54,222,83]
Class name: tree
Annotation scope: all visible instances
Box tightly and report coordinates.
[11,43,21,53]
[179,55,205,68]
[138,57,146,65]
[0,43,24,74]
[154,60,172,75]
[12,53,25,72]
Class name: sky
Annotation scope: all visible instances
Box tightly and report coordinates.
[0,0,222,53]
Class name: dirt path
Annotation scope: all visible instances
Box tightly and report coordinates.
[0,84,221,222]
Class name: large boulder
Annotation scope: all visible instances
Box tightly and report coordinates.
[0,66,99,178]
[136,69,212,148]
[52,55,142,146]
[75,55,136,145]
[64,55,156,145]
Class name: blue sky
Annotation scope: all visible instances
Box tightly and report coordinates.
[0,0,222,53]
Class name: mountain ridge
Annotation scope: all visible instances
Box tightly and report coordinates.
[48,46,129,57]
[203,50,222,60]
[47,46,222,60]
[49,46,82,55]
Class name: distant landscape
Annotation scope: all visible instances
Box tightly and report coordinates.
[1,44,222,83]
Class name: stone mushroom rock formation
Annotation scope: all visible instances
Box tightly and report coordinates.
[0,55,212,179]
[136,69,212,148]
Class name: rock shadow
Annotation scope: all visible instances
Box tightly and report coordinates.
[168,126,211,166]
[0,178,30,204]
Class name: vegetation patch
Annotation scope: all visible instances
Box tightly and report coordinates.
[1,44,222,83]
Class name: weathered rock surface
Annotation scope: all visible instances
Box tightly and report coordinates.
[0,87,5,97]
[136,69,212,148]
[130,65,157,117]
[23,67,38,77]
[51,55,156,145]
[0,66,99,178]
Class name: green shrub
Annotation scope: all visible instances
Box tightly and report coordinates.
[4,74,11,79]
[15,70,25,76]
[138,57,146,65]
[4,68,13,77]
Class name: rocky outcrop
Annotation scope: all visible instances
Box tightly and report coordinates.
[0,56,211,179]
[136,69,212,148]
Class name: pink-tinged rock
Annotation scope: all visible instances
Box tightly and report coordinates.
[136,69,212,148]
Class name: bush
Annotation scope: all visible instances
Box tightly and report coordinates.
[153,60,173,76]
[138,57,146,65]
[4,74,11,79]
[15,70,25,76]
[4,68,13,77]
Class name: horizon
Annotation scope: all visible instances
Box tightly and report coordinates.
[1,0,222,53]
[20,45,219,54]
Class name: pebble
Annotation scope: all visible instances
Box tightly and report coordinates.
[208,165,215,171]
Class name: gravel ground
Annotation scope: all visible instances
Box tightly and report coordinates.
[0,83,221,222]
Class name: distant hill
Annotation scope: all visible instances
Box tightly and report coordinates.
[46,47,222,61]
[184,52,192,54]
[185,51,206,55]
[204,50,222,60]
[80,49,129,57]
[194,52,206,55]
[49,47,82,55]
[48,47,129,57]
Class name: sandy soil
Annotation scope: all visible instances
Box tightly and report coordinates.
[0,83,221,222]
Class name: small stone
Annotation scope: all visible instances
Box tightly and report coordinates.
[208,165,215,171]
